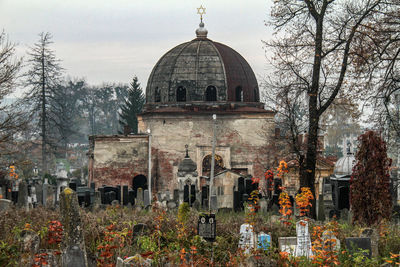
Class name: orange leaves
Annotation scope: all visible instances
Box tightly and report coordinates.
[278,191,292,226]
[251,177,260,184]
[245,190,260,226]
[97,223,133,266]
[9,165,18,179]
[385,252,400,265]
[311,220,340,266]
[295,187,314,217]
[277,160,288,177]
[264,170,274,181]
[47,220,63,245]
[32,253,48,267]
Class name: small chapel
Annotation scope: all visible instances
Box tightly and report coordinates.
[88,11,284,208]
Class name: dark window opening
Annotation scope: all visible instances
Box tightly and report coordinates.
[205,86,217,101]
[155,87,161,102]
[177,86,186,102]
[235,86,243,102]
[254,87,259,102]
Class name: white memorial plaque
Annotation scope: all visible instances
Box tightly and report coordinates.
[295,220,313,257]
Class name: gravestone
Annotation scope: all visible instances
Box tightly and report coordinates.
[192,199,201,210]
[30,186,37,207]
[322,230,340,252]
[279,237,297,255]
[341,208,349,222]
[60,188,88,267]
[257,232,271,251]
[167,200,177,210]
[116,185,121,203]
[122,186,129,206]
[128,190,135,206]
[109,191,116,204]
[35,184,42,207]
[42,182,48,206]
[198,214,216,242]
[84,189,91,207]
[98,187,105,204]
[0,199,12,211]
[233,190,241,212]
[93,191,101,209]
[360,228,378,258]
[173,189,179,204]
[295,220,313,257]
[143,189,150,207]
[317,195,325,221]
[136,188,144,206]
[17,180,29,209]
[345,237,371,259]
[238,223,255,254]
[259,198,268,214]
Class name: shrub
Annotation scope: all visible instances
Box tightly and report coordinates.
[350,131,392,225]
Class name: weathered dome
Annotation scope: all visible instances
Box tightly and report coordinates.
[334,147,356,176]
[145,23,259,105]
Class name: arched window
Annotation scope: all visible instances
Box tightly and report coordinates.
[155,87,161,102]
[235,86,243,102]
[176,86,186,102]
[202,154,224,177]
[205,86,217,101]
[254,87,259,102]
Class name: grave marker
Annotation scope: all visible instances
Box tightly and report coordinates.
[122,186,129,206]
[295,220,313,257]
[60,188,88,267]
[345,237,371,259]
[279,237,297,255]
[144,189,150,207]
[238,223,255,254]
[257,232,271,251]
[198,214,216,242]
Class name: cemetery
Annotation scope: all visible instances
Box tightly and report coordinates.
[1,138,400,266]
[1,1,400,267]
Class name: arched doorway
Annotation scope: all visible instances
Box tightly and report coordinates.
[132,174,147,198]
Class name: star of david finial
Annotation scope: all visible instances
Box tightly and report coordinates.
[197,5,206,22]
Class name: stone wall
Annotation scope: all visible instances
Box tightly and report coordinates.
[139,110,276,192]
[88,135,149,187]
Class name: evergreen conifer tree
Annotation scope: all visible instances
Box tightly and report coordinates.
[119,76,145,134]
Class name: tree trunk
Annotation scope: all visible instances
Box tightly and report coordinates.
[41,46,47,174]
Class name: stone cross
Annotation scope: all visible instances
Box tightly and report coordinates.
[295,220,313,257]
[60,188,88,267]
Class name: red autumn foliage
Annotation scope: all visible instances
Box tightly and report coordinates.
[350,131,392,225]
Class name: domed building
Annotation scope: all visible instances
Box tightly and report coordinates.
[89,20,277,208]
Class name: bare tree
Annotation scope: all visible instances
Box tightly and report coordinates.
[24,32,63,173]
[0,31,27,159]
[265,0,400,217]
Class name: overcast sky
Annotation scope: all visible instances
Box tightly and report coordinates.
[1,0,272,91]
